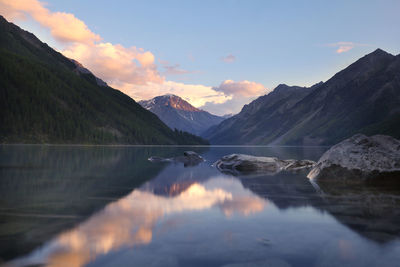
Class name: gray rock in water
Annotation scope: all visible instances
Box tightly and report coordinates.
[308,134,400,184]
[148,156,172,163]
[284,159,318,171]
[215,154,315,175]
[148,151,204,167]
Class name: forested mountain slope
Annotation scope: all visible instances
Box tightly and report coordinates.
[0,16,207,145]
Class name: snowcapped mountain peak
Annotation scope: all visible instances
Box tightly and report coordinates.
[139,94,226,135]
[140,94,200,112]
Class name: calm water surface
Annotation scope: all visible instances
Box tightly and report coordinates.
[0,145,399,267]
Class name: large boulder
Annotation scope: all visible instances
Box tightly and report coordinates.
[148,151,204,167]
[215,154,315,175]
[308,134,400,184]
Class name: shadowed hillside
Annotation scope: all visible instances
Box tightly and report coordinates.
[0,16,207,145]
[204,49,400,145]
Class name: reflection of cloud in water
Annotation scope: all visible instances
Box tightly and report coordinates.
[7,177,265,267]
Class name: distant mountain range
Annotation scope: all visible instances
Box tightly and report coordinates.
[139,94,225,135]
[204,49,400,145]
[0,16,207,145]
[1,15,399,146]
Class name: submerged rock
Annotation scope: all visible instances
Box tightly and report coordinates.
[308,134,400,184]
[215,154,315,175]
[148,151,204,167]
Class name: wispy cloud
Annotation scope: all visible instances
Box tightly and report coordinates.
[326,42,369,54]
[159,60,194,76]
[213,80,268,97]
[221,54,236,63]
[0,0,263,115]
[163,64,191,75]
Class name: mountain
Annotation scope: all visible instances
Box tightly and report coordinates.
[221,113,235,119]
[139,94,225,135]
[0,16,207,145]
[204,49,400,145]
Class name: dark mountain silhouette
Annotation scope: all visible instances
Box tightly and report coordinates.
[204,49,400,145]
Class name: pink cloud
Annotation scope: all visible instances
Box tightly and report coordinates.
[213,80,268,97]
[63,43,163,85]
[336,45,354,53]
[221,54,236,63]
[0,0,101,44]
[326,42,369,54]
[0,0,259,115]
[0,0,163,86]
[333,42,355,53]
[163,64,191,75]
[159,60,193,76]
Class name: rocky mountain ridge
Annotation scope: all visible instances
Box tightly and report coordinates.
[204,49,400,145]
[139,94,225,135]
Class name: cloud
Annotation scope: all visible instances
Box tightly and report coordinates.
[1,0,163,86]
[164,64,190,75]
[63,43,163,85]
[0,0,101,44]
[0,0,263,116]
[213,80,268,97]
[0,3,27,21]
[199,80,269,115]
[221,54,236,63]
[326,42,369,54]
[159,60,193,76]
[336,45,354,53]
[112,80,231,107]
[199,96,255,116]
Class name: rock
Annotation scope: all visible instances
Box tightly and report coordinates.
[215,154,316,175]
[308,134,400,184]
[148,156,171,162]
[183,151,202,160]
[283,159,318,171]
[215,154,283,175]
[174,151,204,166]
[148,151,204,167]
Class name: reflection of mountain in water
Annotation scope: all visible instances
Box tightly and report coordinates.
[0,146,207,261]
[3,145,400,266]
[238,171,400,243]
[141,160,217,197]
[6,177,265,267]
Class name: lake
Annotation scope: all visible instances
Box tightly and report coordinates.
[1,145,400,267]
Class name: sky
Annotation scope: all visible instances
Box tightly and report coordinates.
[1,0,399,116]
